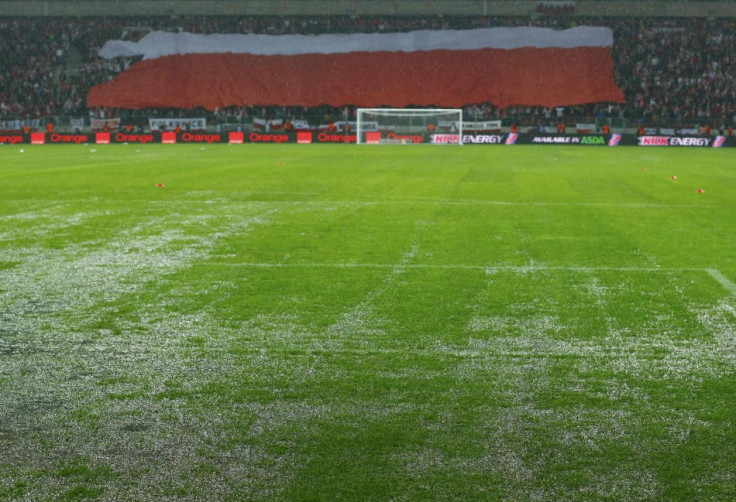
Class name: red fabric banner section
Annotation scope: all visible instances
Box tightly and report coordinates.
[87,47,624,110]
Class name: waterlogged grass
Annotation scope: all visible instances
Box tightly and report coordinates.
[1,144,735,500]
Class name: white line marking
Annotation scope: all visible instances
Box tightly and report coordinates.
[707,269,736,295]
[327,243,419,336]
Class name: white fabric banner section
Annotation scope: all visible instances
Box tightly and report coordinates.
[148,118,206,131]
[0,118,41,130]
[91,117,121,131]
[99,26,614,60]
[464,120,502,130]
[71,118,86,131]
[253,118,284,130]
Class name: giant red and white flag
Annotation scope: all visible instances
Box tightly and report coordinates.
[87,27,624,110]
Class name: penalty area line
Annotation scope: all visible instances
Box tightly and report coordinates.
[707,269,736,295]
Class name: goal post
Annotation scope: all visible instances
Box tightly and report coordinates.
[356,108,463,145]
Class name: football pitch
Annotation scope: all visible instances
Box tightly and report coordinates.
[1,144,734,500]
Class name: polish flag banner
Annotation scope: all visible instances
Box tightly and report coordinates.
[88,27,624,110]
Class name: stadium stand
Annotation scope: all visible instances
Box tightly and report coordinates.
[0,13,734,134]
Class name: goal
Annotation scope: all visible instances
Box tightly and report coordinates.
[356,108,463,145]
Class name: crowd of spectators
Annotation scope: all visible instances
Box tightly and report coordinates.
[0,14,734,131]
[0,19,68,118]
[613,18,735,129]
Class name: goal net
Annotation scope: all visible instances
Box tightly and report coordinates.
[356,108,463,145]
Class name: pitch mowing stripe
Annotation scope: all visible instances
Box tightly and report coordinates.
[707,269,736,295]
[0,199,722,209]
[57,260,722,278]
[203,262,708,273]
[378,197,721,209]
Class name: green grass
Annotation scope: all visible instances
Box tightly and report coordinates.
[0,143,735,500]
